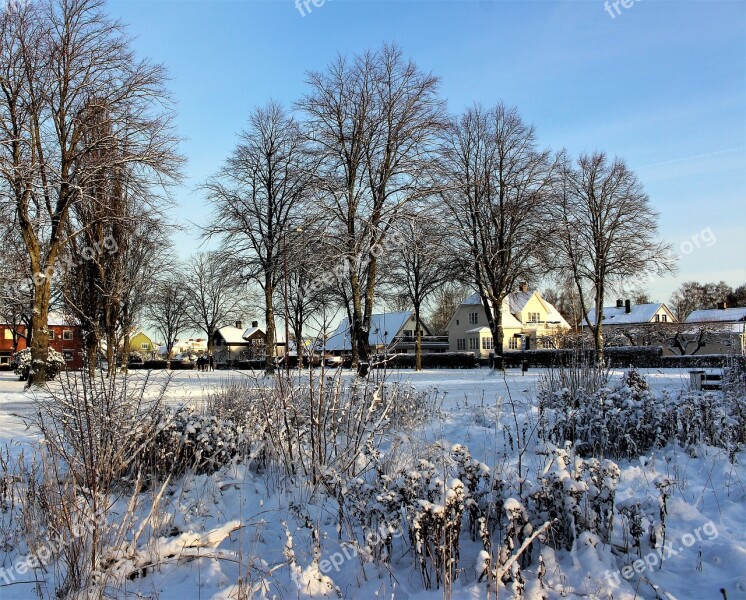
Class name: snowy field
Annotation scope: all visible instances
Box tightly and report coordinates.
[0,367,743,599]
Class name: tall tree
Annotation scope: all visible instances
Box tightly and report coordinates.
[184,252,249,355]
[299,44,444,375]
[204,101,313,373]
[0,0,181,385]
[145,277,190,362]
[441,103,554,368]
[553,152,674,363]
[383,215,454,370]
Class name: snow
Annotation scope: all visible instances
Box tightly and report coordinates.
[685,307,746,323]
[324,311,414,351]
[0,366,742,600]
[585,303,669,325]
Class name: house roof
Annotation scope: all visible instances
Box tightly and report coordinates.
[242,326,265,340]
[452,292,565,329]
[217,326,250,345]
[324,311,413,352]
[585,303,669,326]
[685,307,746,323]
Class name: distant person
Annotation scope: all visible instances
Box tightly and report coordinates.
[209,354,214,371]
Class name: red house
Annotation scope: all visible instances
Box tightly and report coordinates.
[0,314,85,371]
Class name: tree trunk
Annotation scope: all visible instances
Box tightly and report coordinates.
[28,278,52,387]
[264,278,276,374]
[493,304,505,370]
[414,305,422,372]
[594,282,605,365]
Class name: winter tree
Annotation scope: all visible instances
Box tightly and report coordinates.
[184,252,251,356]
[0,0,181,385]
[144,276,190,362]
[440,103,555,368]
[299,43,445,375]
[552,152,675,363]
[204,101,314,373]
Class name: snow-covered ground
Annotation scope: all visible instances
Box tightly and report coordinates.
[0,367,743,599]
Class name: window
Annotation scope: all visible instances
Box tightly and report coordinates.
[661,314,667,323]
[403,330,413,338]
[509,337,520,350]
[469,337,478,350]
[456,319,459,326]
[62,350,73,362]
[654,315,660,322]
[528,312,540,323]
[63,330,73,341]
[48,331,55,340]
[141,343,149,350]
[469,312,478,325]
[482,337,494,350]
[457,339,466,351]
[3,329,12,340]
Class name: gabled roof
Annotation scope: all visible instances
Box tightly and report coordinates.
[585,303,672,326]
[449,291,567,330]
[242,326,265,340]
[216,326,250,345]
[685,307,746,323]
[324,311,414,352]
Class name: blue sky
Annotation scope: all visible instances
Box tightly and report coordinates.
[109,0,745,306]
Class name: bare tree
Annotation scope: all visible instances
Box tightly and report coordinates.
[144,277,190,362]
[553,152,675,363]
[441,103,554,368]
[0,0,181,385]
[383,215,455,370]
[669,280,735,320]
[204,101,313,373]
[184,252,250,355]
[299,43,444,375]
[426,282,470,336]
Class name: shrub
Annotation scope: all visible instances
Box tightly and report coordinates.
[13,347,66,381]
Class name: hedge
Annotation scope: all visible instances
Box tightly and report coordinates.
[373,352,480,369]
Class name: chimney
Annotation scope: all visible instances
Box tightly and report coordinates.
[624,299,631,314]
[235,320,242,330]
[717,301,727,310]
[616,299,624,308]
[519,281,528,293]
[251,320,259,328]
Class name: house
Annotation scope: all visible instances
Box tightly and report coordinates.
[323,311,448,357]
[682,304,746,355]
[584,300,676,327]
[124,331,158,359]
[157,337,208,358]
[447,287,570,359]
[0,313,85,370]
[212,321,269,365]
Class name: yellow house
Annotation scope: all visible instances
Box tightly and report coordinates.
[447,288,570,359]
[125,331,158,358]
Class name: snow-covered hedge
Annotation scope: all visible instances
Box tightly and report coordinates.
[539,367,745,459]
[12,347,66,381]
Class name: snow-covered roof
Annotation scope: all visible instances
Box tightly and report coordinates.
[585,303,668,326]
[217,326,250,345]
[456,292,562,329]
[685,307,746,323]
[242,326,265,340]
[324,311,413,352]
[465,326,492,334]
[47,311,77,327]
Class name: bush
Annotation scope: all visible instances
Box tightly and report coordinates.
[373,352,479,369]
[12,347,66,381]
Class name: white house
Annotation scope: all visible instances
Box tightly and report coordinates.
[584,300,676,327]
[323,311,447,356]
[446,288,570,359]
